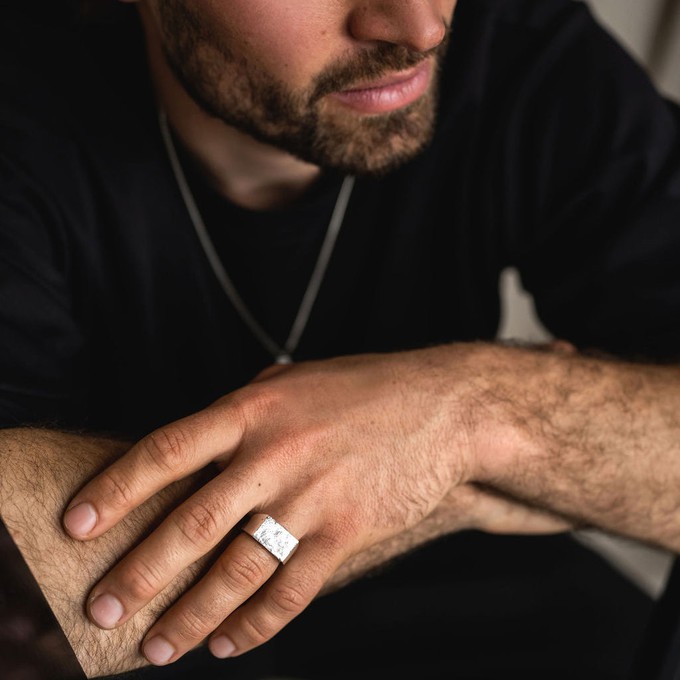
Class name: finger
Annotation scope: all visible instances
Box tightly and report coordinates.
[62,402,245,540]
[469,486,574,534]
[85,471,259,630]
[139,532,281,666]
[207,537,336,660]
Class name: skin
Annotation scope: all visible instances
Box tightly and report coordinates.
[62,346,579,668]
[61,337,680,669]
[2,0,674,673]
[0,420,572,677]
[59,0,577,666]
[133,0,455,208]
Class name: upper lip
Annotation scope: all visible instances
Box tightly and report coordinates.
[340,61,428,93]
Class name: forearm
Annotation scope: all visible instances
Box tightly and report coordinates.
[462,342,680,551]
[0,427,216,678]
[321,479,574,595]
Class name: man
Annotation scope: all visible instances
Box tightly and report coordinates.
[1,0,679,678]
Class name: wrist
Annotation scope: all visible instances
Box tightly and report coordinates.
[403,341,525,488]
[445,342,547,488]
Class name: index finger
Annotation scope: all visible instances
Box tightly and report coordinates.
[62,402,245,540]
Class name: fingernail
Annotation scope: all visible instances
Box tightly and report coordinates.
[89,593,124,629]
[209,634,236,659]
[64,502,97,537]
[144,636,176,665]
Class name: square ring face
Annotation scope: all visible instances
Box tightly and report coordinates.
[252,516,299,564]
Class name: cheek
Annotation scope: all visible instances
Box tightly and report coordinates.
[208,0,348,90]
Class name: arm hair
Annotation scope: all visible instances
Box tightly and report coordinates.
[0,427,217,678]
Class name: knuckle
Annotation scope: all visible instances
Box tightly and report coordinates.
[122,560,164,602]
[172,501,223,549]
[234,384,285,426]
[215,552,269,592]
[99,469,137,511]
[237,579,311,649]
[238,612,274,648]
[267,580,309,617]
[143,426,195,474]
[174,607,214,643]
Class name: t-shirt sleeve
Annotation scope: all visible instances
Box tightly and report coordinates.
[0,144,89,429]
[494,0,680,361]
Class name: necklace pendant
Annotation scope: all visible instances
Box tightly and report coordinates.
[275,354,293,365]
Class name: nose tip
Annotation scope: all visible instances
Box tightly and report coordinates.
[408,14,447,53]
[421,17,448,52]
[349,1,449,53]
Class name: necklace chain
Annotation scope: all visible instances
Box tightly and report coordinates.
[159,110,355,364]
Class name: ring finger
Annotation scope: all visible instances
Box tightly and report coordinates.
[141,515,301,666]
[207,535,338,659]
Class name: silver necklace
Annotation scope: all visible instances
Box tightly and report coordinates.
[159,110,355,365]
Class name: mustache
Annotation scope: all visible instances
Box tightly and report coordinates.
[311,33,450,102]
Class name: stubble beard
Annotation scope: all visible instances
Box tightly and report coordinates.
[158,1,448,177]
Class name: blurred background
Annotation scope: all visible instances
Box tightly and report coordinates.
[498,0,680,602]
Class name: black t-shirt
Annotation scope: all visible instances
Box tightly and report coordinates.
[1,1,679,678]
[1,0,679,438]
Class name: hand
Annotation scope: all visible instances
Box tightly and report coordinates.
[60,346,570,666]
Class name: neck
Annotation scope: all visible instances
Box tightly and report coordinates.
[138,8,321,211]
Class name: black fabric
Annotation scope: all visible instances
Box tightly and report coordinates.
[1,0,679,439]
[630,558,680,680]
[177,143,350,352]
[1,0,679,677]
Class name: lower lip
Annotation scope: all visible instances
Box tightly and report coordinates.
[330,60,432,115]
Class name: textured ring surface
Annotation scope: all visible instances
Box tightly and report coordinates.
[242,514,299,564]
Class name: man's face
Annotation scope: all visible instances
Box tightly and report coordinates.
[150,0,457,176]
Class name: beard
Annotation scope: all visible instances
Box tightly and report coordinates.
[157,0,449,177]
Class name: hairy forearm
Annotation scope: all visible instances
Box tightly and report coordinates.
[321,478,574,596]
[465,342,680,552]
[0,428,216,678]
